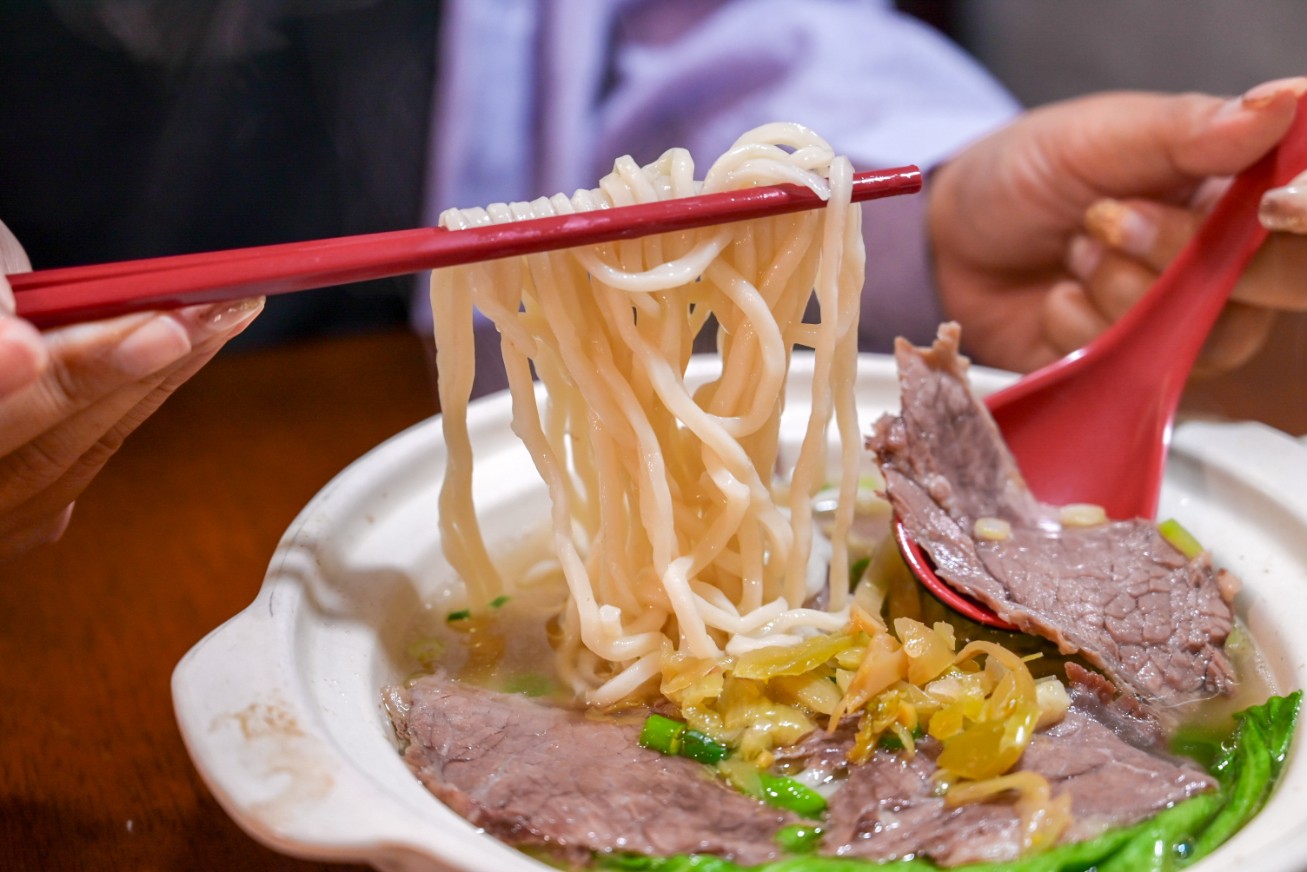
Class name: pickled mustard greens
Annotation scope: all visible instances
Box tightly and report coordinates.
[648,558,1078,847]
[598,691,1300,872]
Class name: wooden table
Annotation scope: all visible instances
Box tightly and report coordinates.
[1,330,436,871]
[0,320,1301,871]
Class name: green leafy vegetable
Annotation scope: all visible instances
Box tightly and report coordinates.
[1191,690,1299,859]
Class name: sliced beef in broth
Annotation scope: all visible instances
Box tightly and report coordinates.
[868,324,1237,713]
[389,672,793,867]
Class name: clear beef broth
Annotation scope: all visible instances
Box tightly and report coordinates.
[402,576,570,703]
[1177,618,1276,733]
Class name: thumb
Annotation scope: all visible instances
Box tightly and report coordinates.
[0,220,45,394]
[0,219,32,316]
[1041,78,1307,204]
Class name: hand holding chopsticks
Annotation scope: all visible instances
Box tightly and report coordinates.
[0,213,268,560]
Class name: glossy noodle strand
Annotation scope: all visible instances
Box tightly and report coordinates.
[432,124,865,705]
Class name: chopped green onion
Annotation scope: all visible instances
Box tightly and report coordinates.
[638,715,729,764]
[639,714,687,756]
[758,772,827,818]
[1158,519,1204,560]
[489,595,511,609]
[680,729,729,764]
[774,822,824,853]
[446,609,471,622]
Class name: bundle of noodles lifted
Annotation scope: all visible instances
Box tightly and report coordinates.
[385,125,1299,871]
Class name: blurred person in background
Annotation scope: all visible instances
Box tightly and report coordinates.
[2,0,1306,559]
[951,0,1307,420]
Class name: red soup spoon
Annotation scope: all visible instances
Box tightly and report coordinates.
[898,91,1307,630]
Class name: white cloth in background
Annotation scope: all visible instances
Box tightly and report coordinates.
[418,0,1018,396]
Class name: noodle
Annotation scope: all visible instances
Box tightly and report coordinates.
[432,123,865,706]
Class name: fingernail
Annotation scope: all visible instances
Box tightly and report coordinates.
[42,502,76,546]
[1066,234,1104,281]
[0,316,47,394]
[1084,198,1157,258]
[1242,76,1307,110]
[1260,185,1307,233]
[110,314,192,378]
[176,297,265,341]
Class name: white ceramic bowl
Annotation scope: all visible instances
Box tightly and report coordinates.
[173,354,1307,872]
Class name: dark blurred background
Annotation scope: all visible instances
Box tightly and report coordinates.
[0,0,1303,378]
[0,0,439,343]
[955,0,1305,105]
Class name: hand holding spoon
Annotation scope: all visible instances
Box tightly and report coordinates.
[898,91,1307,629]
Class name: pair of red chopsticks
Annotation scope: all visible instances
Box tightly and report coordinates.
[9,167,920,329]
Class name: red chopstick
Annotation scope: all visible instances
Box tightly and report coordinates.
[11,166,920,328]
